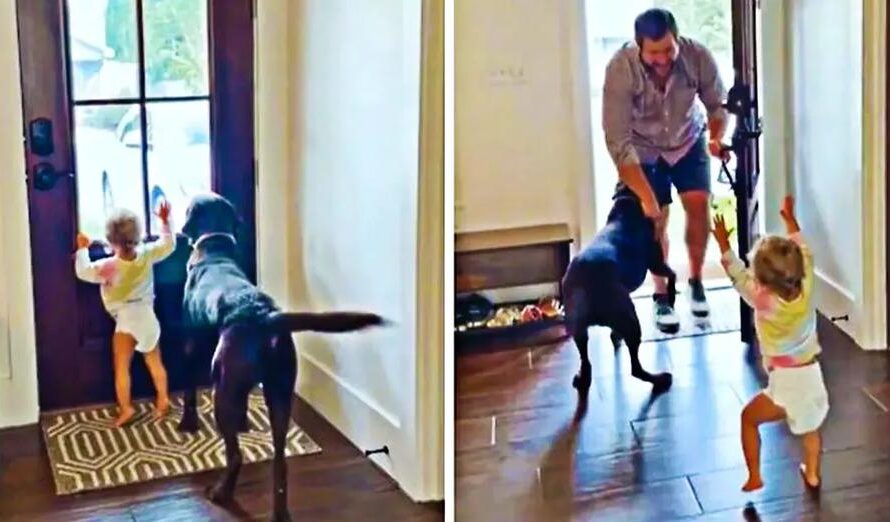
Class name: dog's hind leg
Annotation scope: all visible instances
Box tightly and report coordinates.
[206,331,251,506]
[206,385,247,505]
[262,334,298,522]
[263,385,294,522]
[564,286,592,391]
[610,285,673,393]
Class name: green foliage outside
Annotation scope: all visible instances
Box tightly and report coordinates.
[87,0,206,130]
[106,0,207,91]
[655,0,732,56]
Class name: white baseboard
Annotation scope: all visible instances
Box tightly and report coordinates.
[294,350,409,492]
[814,269,865,348]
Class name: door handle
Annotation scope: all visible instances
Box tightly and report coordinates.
[29,162,72,192]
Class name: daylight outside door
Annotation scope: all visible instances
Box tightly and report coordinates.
[16,0,255,410]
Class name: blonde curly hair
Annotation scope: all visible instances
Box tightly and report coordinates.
[751,235,804,301]
[105,209,142,252]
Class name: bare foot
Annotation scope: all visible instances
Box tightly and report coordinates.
[114,406,137,427]
[741,476,764,492]
[154,397,170,419]
[799,463,820,489]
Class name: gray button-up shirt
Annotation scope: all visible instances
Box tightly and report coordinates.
[602,37,728,167]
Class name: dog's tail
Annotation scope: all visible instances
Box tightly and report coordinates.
[265,311,387,334]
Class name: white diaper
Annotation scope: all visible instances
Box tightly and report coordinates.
[764,361,829,435]
[112,302,161,354]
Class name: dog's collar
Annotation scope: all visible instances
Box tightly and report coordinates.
[190,233,237,250]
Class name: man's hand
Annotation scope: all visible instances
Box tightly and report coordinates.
[711,214,732,254]
[155,200,171,224]
[708,139,730,161]
[641,196,662,221]
[617,163,662,220]
[76,233,90,250]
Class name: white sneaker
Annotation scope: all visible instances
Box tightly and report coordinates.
[654,294,680,333]
[688,279,710,318]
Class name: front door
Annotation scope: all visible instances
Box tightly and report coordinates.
[16,0,256,410]
[729,0,762,345]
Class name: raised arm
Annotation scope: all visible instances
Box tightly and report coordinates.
[144,201,175,263]
[602,53,660,219]
[721,249,758,308]
[712,215,757,307]
[780,195,814,289]
[73,233,106,284]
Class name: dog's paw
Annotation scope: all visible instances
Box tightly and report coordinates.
[206,482,234,505]
[177,414,199,433]
[651,372,673,394]
[572,363,592,391]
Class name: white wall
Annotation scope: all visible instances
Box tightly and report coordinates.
[760,1,792,236]
[0,0,40,429]
[257,0,441,502]
[455,0,594,243]
[790,0,863,310]
[786,0,886,349]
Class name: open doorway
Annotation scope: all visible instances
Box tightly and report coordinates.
[583,1,759,339]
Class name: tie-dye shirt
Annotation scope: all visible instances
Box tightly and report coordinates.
[74,222,175,313]
[720,232,820,370]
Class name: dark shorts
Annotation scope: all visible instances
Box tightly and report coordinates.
[616,134,711,206]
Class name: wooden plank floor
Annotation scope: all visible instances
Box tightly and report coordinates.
[0,397,443,521]
[456,314,890,521]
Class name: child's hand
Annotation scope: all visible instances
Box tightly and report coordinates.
[155,200,171,224]
[780,195,795,223]
[76,233,91,250]
[712,215,733,253]
[779,194,801,234]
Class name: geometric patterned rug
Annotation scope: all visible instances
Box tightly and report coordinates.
[41,388,322,495]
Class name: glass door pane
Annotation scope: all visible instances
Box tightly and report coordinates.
[73,104,147,239]
[67,0,212,237]
[143,0,210,97]
[146,100,211,231]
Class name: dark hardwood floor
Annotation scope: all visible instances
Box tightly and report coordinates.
[456,311,890,521]
[0,397,443,521]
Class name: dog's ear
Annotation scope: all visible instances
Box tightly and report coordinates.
[220,197,241,237]
[181,202,201,240]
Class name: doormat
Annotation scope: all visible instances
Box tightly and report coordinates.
[41,388,322,496]
[636,287,741,342]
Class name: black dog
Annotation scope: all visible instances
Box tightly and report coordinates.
[177,193,384,522]
[561,195,676,394]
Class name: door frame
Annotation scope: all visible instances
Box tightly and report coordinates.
[16,0,256,411]
[883,0,890,350]
[729,0,762,345]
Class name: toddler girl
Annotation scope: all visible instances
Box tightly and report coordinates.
[75,202,175,427]
[713,195,829,491]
